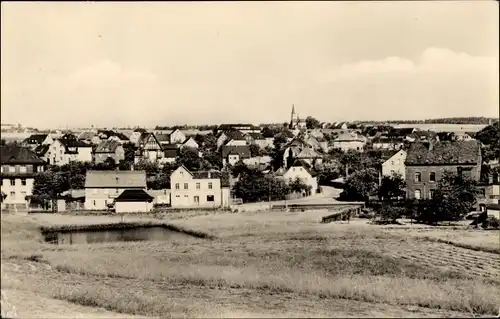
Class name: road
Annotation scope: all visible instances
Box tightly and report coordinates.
[238,186,345,211]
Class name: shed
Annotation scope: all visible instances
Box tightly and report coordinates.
[114,189,154,213]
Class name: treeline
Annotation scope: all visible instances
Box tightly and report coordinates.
[154,125,218,131]
[383,117,496,125]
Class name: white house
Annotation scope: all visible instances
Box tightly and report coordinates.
[169,129,187,144]
[381,150,407,180]
[84,170,147,210]
[332,132,367,152]
[216,130,246,149]
[179,137,199,150]
[221,145,251,167]
[93,140,125,165]
[280,160,318,194]
[169,166,231,208]
[36,139,92,166]
[114,189,154,213]
[134,132,163,164]
[21,134,54,151]
[1,145,46,211]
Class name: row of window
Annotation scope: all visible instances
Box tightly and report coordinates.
[2,178,28,186]
[414,172,436,183]
[5,191,27,199]
[414,189,435,200]
[175,182,213,190]
[174,195,215,202]
[0,165,43,173]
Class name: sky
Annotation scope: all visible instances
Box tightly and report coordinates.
[1,1,498,129]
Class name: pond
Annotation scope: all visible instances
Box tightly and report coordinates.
[41,223,208,245]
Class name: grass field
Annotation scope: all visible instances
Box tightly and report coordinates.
[1,211,499,318]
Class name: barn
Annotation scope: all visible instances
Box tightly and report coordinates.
[114,189,154,213]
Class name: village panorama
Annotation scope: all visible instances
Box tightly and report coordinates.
[1,1,499,318]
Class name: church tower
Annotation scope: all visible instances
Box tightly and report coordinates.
[289,104,297,129]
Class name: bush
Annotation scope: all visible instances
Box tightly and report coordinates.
[481,216,500,230]
[375,203,403,223]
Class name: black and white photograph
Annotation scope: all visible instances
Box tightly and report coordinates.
[1,1,499,318]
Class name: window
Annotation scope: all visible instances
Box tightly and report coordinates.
[21,191,27,199]
[37,166,43,172]
[208,182,213,189]
[180,171,184,176]
[19,166,27,173]
[10,191,15,198]
[414,172,421,183]
[184,195,188,198]
[293,168,296,172]
[93,200,96,206]
[196,182,200,189]
[414,189,421,200]
[175,183,180,190]
[9,166,15,173]
[116,188,119,194]
[207,195,214,202]
[176,195,180,198]
[0,166,3,173]
[10,179,15,186]
[391,161,394,165]
[429,189,435,199]
[429,172,436,182]
[21,178,26,186]
[184,183,188,190]
[194,196,199,203]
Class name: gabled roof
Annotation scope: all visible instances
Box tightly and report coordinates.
[221,145,251,159]
[0,145,45,164]
[85,170,147,188]
[155,134,171,143]
[78,131,96,141]
[175,166,230,186]
[297,147,321,159]
[288,159,318,177]
[334,132,366,142]
[94,140,121,153]
[22,134,48,145]
[182,137,199,146]
[405,140,481,165]
[115,189,154,202]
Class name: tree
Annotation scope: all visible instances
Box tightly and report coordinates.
[33,171,66,212]
[233,169,291,203]
[339,168,379,201]
[249,144,263,157]
[177,147,203,171]
[378,173,405,201]
[134,160,160,176]
[262,126,281,138]
[305,116,321,129]
[415,171,480,225]
[289,177,312,195]
[273,133,288,150]
[118,159,131,171]
[202,149,223,170]
[196,133,217,152]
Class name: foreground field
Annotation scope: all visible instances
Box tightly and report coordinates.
[1,211,499,318]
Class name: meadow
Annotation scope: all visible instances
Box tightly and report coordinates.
[1,210,499,318]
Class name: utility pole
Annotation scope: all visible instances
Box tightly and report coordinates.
[268,178,272,210]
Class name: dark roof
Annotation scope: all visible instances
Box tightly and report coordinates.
[134,128,147,133]
[164,148,178,158]
[156,134,171,142]
[183,167,230,187]
[115,189,154,202]
[1,145,45,164]
[34,144,50,156]
[290,159,317,177]
[247,132,265,139]
[388,128,414,137]
[162,144,179,150]
[223,130,246,141]
[405,140,481,165]
[59,139,92,152]
[221,145,251,159]
[22,134,48,145]
[94,140,121,153]
[282,130,295,138]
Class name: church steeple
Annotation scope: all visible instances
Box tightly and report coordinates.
[289,104,297,129]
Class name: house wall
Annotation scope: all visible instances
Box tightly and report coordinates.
[84,187,132,210]
[1,177,35,206]
[332,141,365,152]
[225,139,247,147]
[46,140,66,165]
[94,146,125,164]
[406,163,481,200]
[181,138,199,149]
[382,150,407,180]
[71,147,93,163]
[115,201,153,213]
[283,167,318,193]
[373,142,403,150]
[170,167,223,208]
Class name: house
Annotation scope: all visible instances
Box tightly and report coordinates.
[242,155,272,168]
[134,132,163,164]
[60,139,93,164]
[179,137,199,150]
[221,145,251,167]
[452,132,475,141]
[1,145,46,211]
[114,189,154,213]
[372,136,404,150]
[406,130,439,143]
[477,173,500,213]
[169,128,187,144]
[21,134,54,150]
[147,189,171,205]
[160,144,179,164]
[296,147,323,167]
[216,130,247,149]
[93,140,125,165]
[96,130,130,144]
[278,159,318,195]
[84,170,147,210]
[217,124,260,134]
[77,131,99,144]
[332,132,367,152]
[245,132,271,149]
[388,128,415,139]
[405,140,482,200]
[130,128,147,146]
[381,149,407,180]
[169,166,230,208]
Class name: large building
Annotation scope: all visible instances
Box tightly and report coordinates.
[1,145,46,211]
[84,170,147,210]
[169,166,230,208]
[405,140,482,200]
